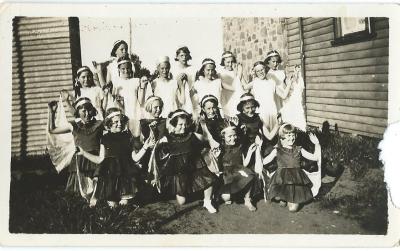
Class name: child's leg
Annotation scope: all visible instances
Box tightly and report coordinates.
[221,194,232,204]
[176,194,186,205]
[89,177,98,208]
[287,202,299,212]
[244,188,256,212]
[203,186,217,213]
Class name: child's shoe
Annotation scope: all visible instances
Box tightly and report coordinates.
[244,198,256,212]
[203,199,217,214]
[279,201,287,207]
[107,201,117,208]
[89,198,97,208]
[224,200,232,205]
[119,199,129,206]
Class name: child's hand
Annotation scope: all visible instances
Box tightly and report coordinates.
[240,124,247,134]
[238,170,249,177]
[211,147,221,158]
[236,63,243,77]
[308,133,320,145]
[60,90,70,102]
[210,140,220,150]
[48,101,58,113]
[92,61,102,73]
[144,137,156,150]
[255,135,263,147]
[149,121,158,129]
[228,116,239,126]
[76,146,84,155]
[248,143,257,153]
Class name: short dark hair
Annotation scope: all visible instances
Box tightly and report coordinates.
[175,46,192,61]
[168,109,193,128]
[104,107,129,130]
[74,102,97,119]
[236,99,260,113]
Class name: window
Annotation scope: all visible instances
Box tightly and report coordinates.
[331,17,376,46]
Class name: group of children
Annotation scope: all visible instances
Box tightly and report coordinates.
[47,40,321,214]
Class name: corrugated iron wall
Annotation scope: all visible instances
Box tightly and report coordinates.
[12,17,80,157]
[286,17,388,138]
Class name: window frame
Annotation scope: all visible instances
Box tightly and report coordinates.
[331,17,377,46]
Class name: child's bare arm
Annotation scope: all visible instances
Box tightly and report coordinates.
[47,102,73,134]
[275,74,292,99]
[262,122,279,141]
[243,143,257,167]
[262,148,277,165]
[132,137,155,163]
[301,133,321,161]
[79,144,105,164]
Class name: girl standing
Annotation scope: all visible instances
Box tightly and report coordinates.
[112,56,146,137]
[171,46,196,114]
[146,56,186,117]
[61,66,106,120]
[243,61,292,132]
[106,40,129,86]
[77,108,142,208]
[192,58,223,118]
[148,109,217,213]
[264,50,287,113]
[48,97,103,201]
[219,51,245,118]
[263,123,321,212]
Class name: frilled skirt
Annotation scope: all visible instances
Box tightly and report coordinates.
[268,167,313,204]
[93,157,140,201]
[218,167,255,195]
[65,152,100,194]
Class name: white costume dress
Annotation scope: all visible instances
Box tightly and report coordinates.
[171,63,196,114]
[280,74,307,131]
[146,78,179,118]
[219,68,244,117]
[113,77,142,136]
[250,78,278,131]
[266,69,286,112]
[79,86,104,120]
[193,77,222,116]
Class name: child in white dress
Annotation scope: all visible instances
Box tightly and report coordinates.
[219,51,246,118]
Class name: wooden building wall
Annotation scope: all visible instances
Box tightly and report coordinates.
[12,17,80,157]
[286,17,388,138]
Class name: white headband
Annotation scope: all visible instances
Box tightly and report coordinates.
[74,98,91,109]
[201,96,218,107]
[202,59,215,66]
[222,52,234,59]
[221,126,236,134]
[117,59,131,66]
[240,95,255,102]
[170,111,189,120]
[77,66,90,75]
[105,111,123,120]
[266,51,279,58]
[253,64,265,71]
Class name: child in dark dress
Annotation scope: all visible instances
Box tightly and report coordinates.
[48,97,103,201]
[216,124,258,211]
[78,108,142,208]
[263,123,321,212]
[148,109,218,213]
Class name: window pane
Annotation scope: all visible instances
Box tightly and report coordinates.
[341,18,367,35]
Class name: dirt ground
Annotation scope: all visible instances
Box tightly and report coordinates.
[133,193,372,235]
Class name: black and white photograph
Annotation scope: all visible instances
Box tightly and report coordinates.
[1,3,400,247]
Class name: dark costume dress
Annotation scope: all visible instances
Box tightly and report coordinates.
[268,145,313,204]
[218,144,255,195]
[154,132,217,196]
[66,119,103,193]
[95,130,141,201]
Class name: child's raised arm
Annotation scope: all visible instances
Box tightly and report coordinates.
[275,72,293,99]
[132,137,155,163]
[262,121,279,141]
[78,144,105,164]
[300,133,321,161]
[262,148,277,165]
[243,143,257,167]
[48,101,73,134]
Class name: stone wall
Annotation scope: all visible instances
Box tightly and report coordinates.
[222,17,289,81]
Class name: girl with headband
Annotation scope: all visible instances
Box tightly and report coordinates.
[243,61,292,132]
[192,58,223,119]
[77,107,143,208]
[171,46,196,114]
[111,55,147,137]
[263,123,321,212]
[48,97,104,201]
[264,50,287,112]
[148,109,218,213]
[215,121,257,211]
[145,56,186,118]
[61,66,106,120]
[219,51,246,118]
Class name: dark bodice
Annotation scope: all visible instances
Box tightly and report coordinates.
[71,119,103,152]
[220,144,245,172]
[276,145,302,169]
[101,130,134,158]
[237,113,263,144]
